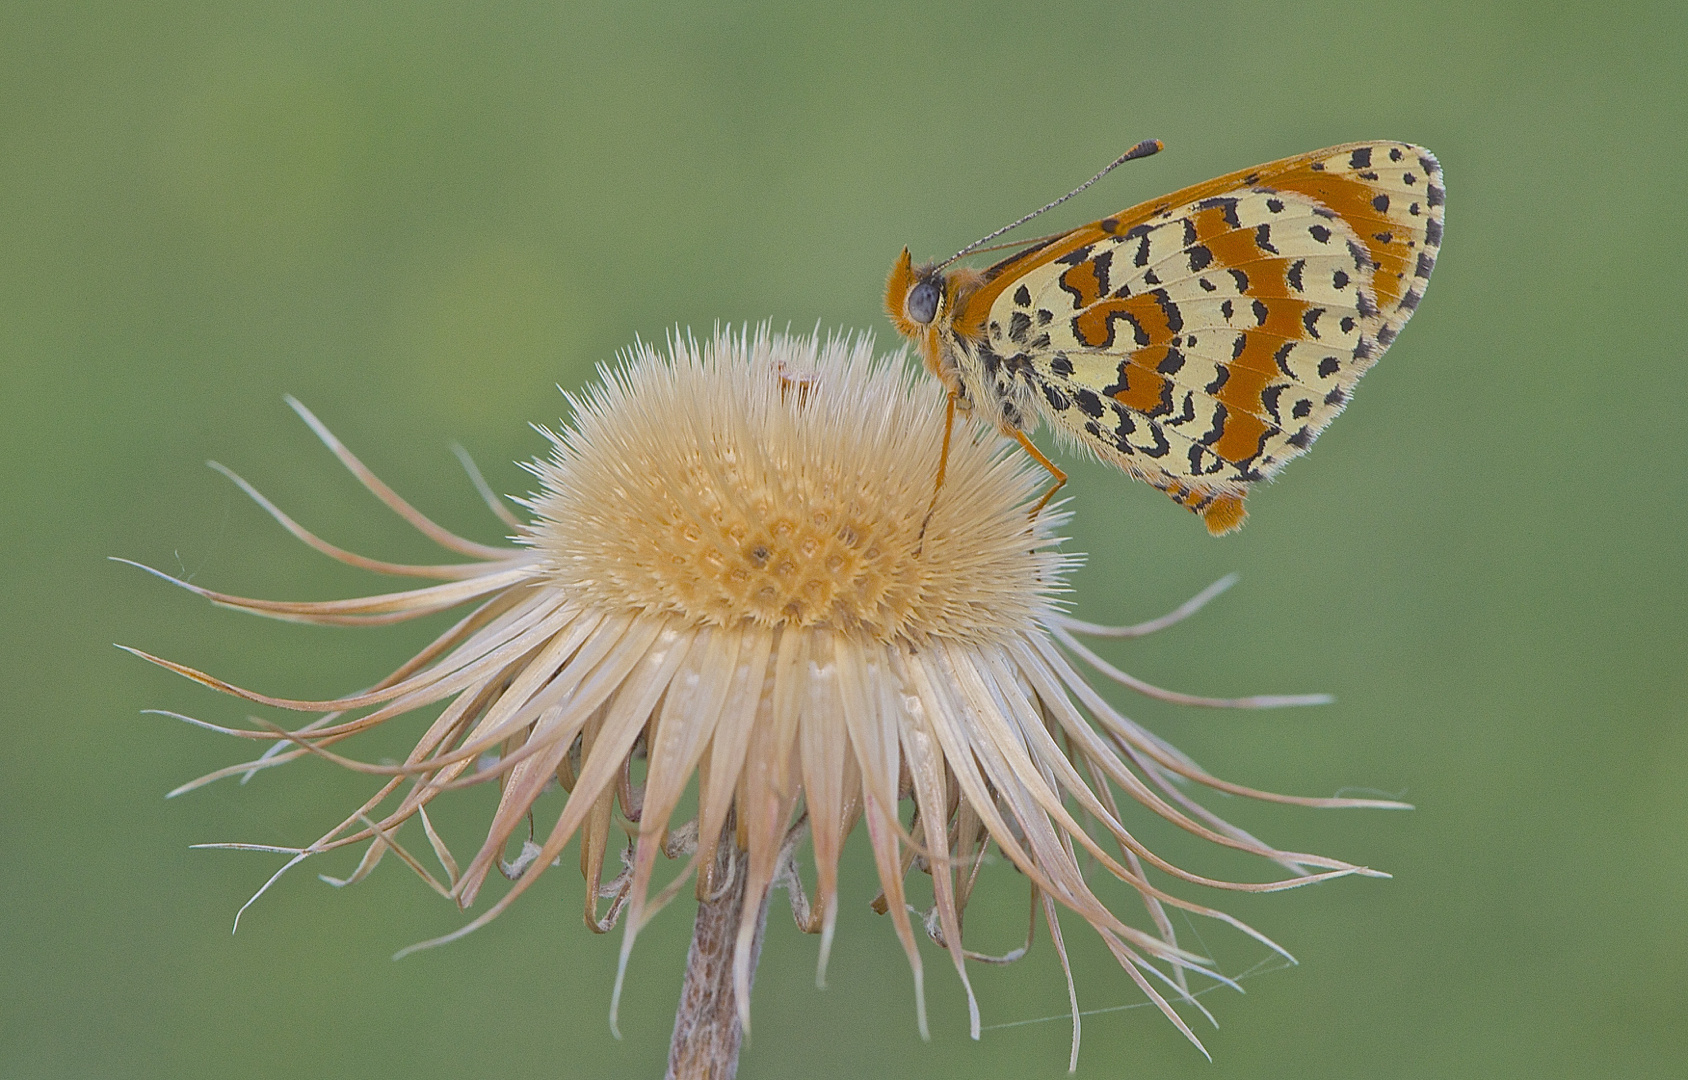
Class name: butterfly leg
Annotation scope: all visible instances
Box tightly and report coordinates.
[1013,430,1067,516]
[915,391,960,550]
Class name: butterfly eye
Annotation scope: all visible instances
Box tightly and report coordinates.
[906,278,941,325]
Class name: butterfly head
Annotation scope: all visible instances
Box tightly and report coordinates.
[885,248,948,339]
[886,248,987,350]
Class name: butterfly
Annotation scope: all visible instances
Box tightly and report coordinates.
[887,140,1442,535]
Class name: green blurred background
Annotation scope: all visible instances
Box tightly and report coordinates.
[4,2,1684,1077]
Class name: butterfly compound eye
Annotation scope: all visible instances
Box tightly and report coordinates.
[906,277,941,325]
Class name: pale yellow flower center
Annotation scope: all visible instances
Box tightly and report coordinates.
[524,333,1066,643]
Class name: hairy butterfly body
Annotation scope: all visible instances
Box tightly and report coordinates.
[888,140,1443,535]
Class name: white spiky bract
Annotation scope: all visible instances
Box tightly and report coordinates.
[126,328,1403,1070]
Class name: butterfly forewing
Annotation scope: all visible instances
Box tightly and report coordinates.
[959,141,1442,532]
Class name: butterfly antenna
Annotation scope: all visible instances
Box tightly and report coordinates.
[941,139,1164,267]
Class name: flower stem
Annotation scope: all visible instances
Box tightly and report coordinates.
[666,836,768,1080]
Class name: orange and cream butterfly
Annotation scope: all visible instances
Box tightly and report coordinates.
[887,140,1442,535]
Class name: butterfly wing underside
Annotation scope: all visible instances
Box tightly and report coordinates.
[962,141,1443,533]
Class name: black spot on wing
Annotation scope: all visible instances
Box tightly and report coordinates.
[1050,352,1073,376]
[1008,311,1031,343]
[1195,196,1243,228]
[1425,218,1443,246]
[1188,442,1209,474]
[1074,388,1104,418]
[1092,250,1113,294]
[1416,252,1436,278]
[1349,146,1372,170]
[1198,404,1228,448]
[1014,284,1031,307]
[1273,340,1295,375]
[1187,245,1213,272]
[1150,288,1183,333]
[1076,308,1150,349]
[1131,230,1152,267]
[1155,383,1182,420]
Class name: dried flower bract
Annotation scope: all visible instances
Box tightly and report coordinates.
[125,328,1404,1069]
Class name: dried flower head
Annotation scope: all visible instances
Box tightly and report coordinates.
[124,328,1402,1070]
